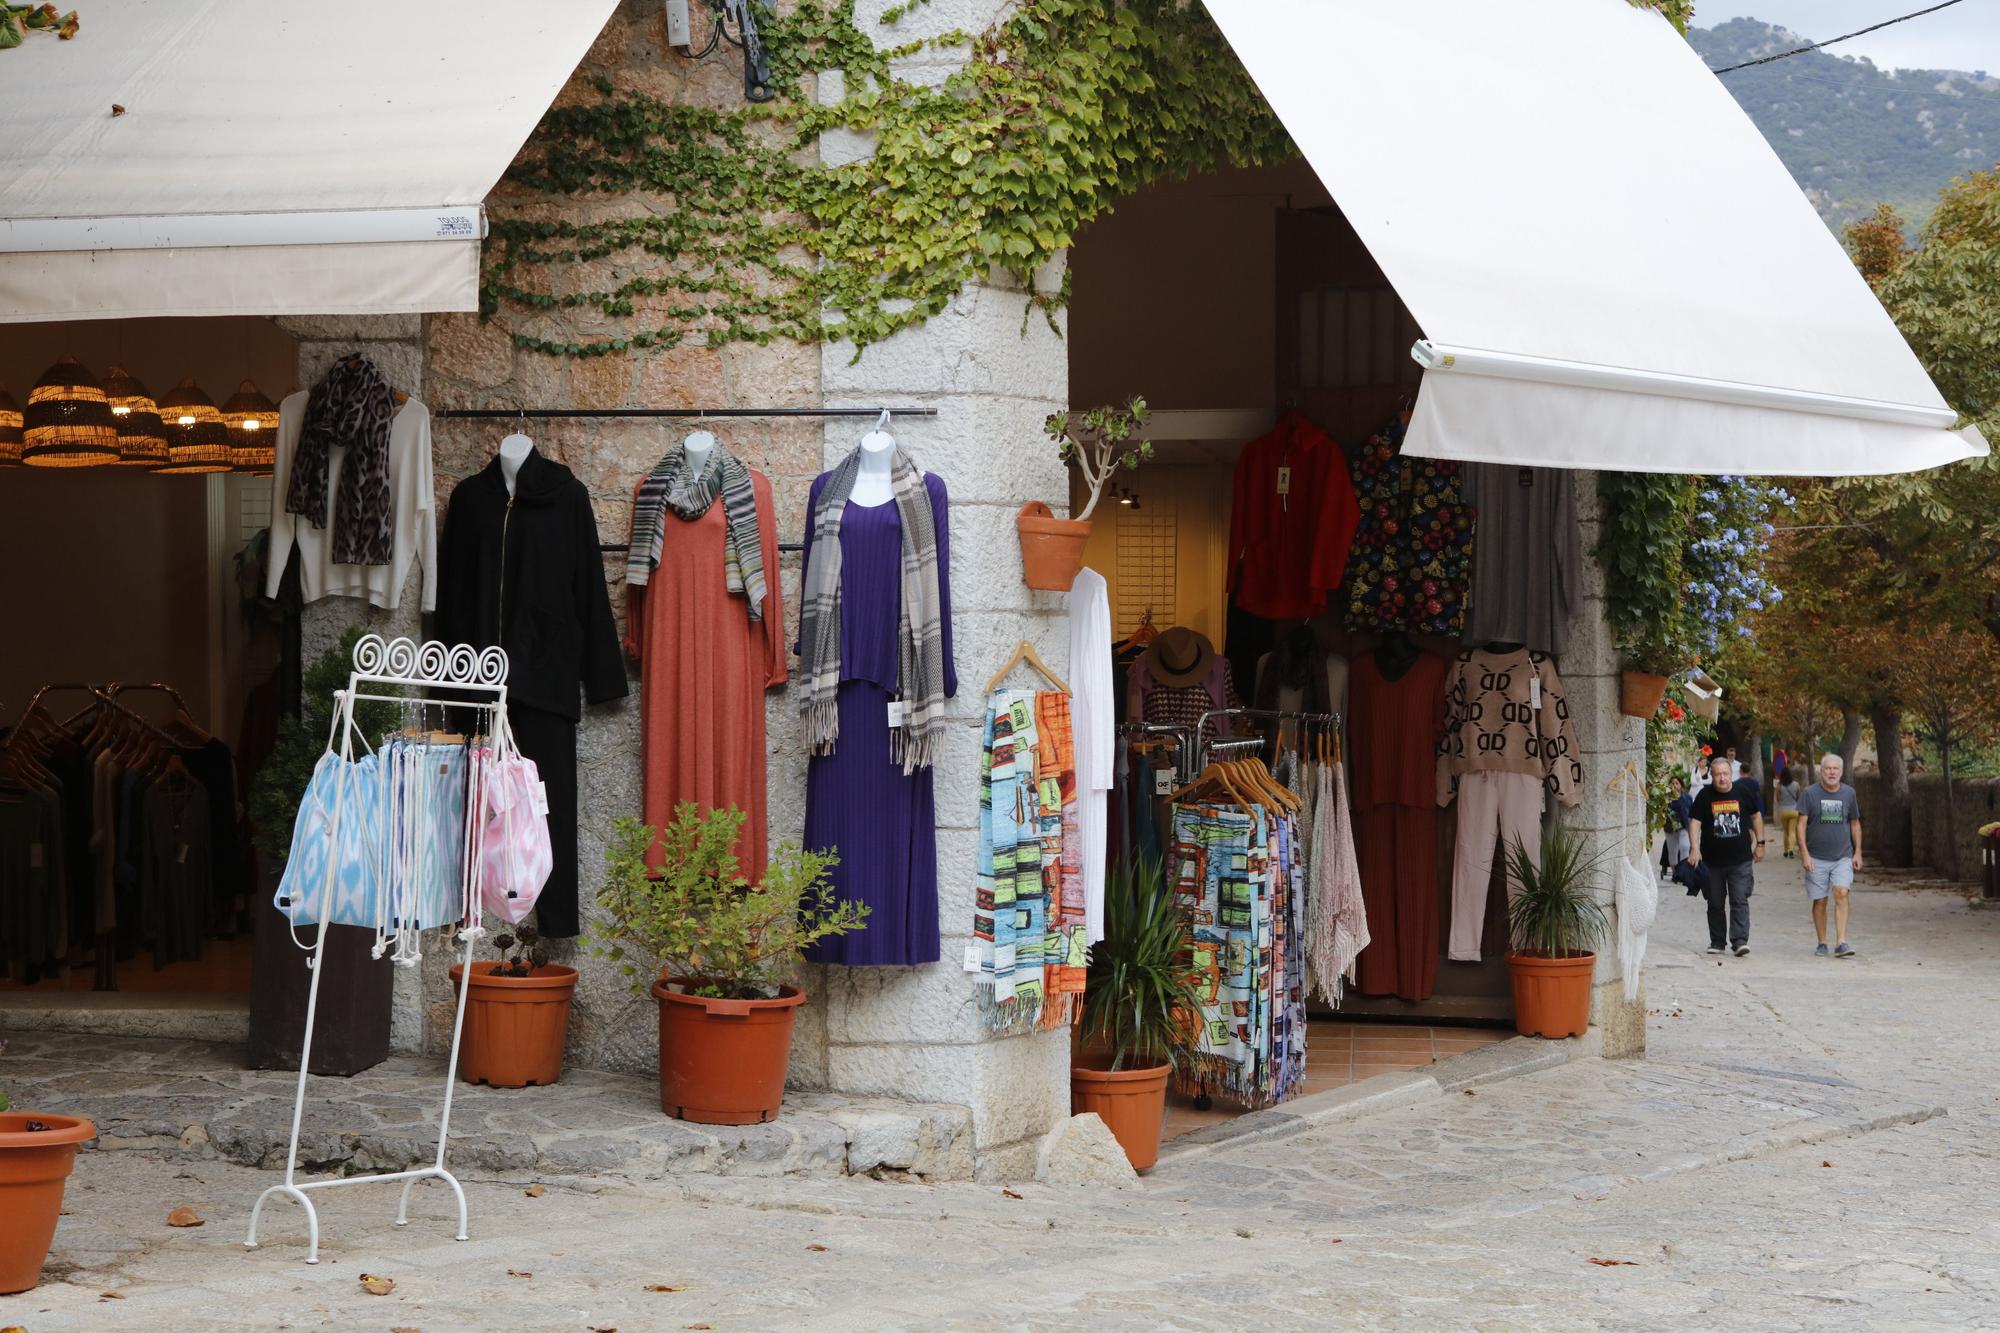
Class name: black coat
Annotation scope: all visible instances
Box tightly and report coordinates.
[435,450,627,720]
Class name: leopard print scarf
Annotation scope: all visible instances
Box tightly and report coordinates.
[286,356,397,566]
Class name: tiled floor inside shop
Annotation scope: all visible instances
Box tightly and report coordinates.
[1161,1019,1512,1140]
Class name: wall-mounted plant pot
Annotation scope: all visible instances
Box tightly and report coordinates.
[1016,501,1091,591]
[1619,670,1670,719]
[1506,951,1596,1038]
[0,1113,96,1294]
[652,979,805,1125]
[449,962,578,1088]
[1070,1056,1170,1171]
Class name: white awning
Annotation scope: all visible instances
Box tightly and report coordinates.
[1201,0,1986,477]
[0,0,619,322]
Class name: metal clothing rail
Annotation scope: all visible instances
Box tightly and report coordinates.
[435,406,940,420]
[1119,721,1198,789]
[244,635,507,1266]
[1193,706,1342,769]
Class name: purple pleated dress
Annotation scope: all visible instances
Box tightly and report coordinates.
[800,471,956,965]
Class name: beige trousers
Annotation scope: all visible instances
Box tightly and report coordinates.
[1449,771,1545,961]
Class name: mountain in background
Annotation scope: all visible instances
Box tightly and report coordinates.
[1692,16,2000,233]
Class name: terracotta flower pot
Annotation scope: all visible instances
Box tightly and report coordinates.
[1070,1056,1170,1171]
[0,1112,96,1294]
[1506,951,1596,1039]
[652,979,805,1125]
[1016,501,1092,592]
[449,962,578,1088]
[1619,669,1670,719]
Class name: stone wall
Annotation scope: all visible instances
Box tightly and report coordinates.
[1851,773,2000,886]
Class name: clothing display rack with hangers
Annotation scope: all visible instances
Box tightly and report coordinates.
[1118,720,1198,788]
[244,635,512,1267]
[1193,706,1342,769]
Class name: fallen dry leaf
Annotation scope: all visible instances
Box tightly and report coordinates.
[100,1290,127,1299]
[644,1284,688,1293]
[391,1327,422,1332]
[525,1184,546,1197]
[111,103,125,116]
[1822,1160,1834,1168]
[1330,1238,1343,1245]
[507,1268,533,1279]
[359,1273,397,1296]
[685,1325,714,1331]
[166,1206,205,1228]
[1586,1258,1639,1267]
[1463,1089,1477,1096]
[1001,1188,1024,1200]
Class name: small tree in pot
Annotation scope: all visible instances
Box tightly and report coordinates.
[594,804,866,1124]
[1504,825,1612,1039]
[0,1043,97,1294]
[449,923,579,1089]
[1018,396,1152,591]
[1074,858,1199,1171]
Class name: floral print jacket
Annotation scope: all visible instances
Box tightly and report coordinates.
[1343,422,1476,637]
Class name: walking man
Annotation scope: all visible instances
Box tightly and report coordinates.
[1799,753,1863,958]
[1687,759,1763,956]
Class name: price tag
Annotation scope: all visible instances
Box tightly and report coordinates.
[1154,767,1175,796]
[963,943,982,973]
[887,699,906,728]
[535,780,551,816]
[1530,676,1542,711]
[176,843,189,866]
[1276,466,1292,496]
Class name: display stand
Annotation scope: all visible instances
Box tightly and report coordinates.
[245,634,508,1264]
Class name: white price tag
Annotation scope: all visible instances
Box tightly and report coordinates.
[1530,677,1542,711]
[1154,767,1174,796]
[963,943,982,973]
[887,699,906,728]
[535,780,551,816]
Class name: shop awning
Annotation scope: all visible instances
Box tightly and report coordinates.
[0,0,619,323]
[1201,0,1987,476]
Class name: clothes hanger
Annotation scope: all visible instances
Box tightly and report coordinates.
[1116,608,1159,652]
[1171,761,1249,808]
[985,639,1070,695]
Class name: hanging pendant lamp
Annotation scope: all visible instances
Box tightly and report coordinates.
[220,379,279,475]
[155,379,233,474]
[0,391,23,467]
[102,364,169,469]
[22,355,120,467]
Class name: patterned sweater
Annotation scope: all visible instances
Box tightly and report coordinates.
[1435,648,1582,807]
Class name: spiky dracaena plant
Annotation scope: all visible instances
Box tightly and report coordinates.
[1505,824,1612,960]
[1083,858,1202,1071]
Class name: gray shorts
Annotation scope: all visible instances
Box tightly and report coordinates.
[1804,856,1853,901]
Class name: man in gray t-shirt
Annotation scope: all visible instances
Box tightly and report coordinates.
[1799,753,1863,958]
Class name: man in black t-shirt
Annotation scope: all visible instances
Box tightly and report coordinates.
[1687,763,1765,957]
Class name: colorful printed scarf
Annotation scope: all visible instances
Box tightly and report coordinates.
[798,444,947,771]
[976,689,1085,1032]
[626,442,768,621]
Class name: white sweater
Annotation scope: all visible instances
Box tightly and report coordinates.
[264,391,436,612]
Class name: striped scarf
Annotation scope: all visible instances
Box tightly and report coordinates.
[798,445,947,772]
[626,443,767,621]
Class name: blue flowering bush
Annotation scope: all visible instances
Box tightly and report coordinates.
[1683,476,1787,659]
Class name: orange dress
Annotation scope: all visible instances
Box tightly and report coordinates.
[626,469,787,874]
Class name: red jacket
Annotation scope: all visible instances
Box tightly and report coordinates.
[1227,412,1360,620]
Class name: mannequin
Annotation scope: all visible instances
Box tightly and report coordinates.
[682,426,717,472]
[499,430,534,497]
[850,411,896,508]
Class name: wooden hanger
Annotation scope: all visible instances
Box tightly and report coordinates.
[986,640,1070,695]
[1172,762,1250,807]
[1117,608,1160,652]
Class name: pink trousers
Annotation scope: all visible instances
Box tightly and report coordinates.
[1448,771,1544,961]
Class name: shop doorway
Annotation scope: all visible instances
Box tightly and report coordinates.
[1068,160,1522,1130]
[0,317,297,999]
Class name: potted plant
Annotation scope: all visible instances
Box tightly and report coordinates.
[594,803,866,1125]
[1021,396,1153,591]
[448,925,579,1088]
[1504,825,1612,1039]
[0,1049,97,1295]
[1594,472,1696,717]
[1073,859,1200,1171]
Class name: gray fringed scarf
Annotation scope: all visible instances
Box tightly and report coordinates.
[798,445,947,772]
[286,356,396,566]
[626,443,767,620]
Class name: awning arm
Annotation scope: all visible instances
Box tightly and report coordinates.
[0,207,487,254]
[1411,341,1959,430]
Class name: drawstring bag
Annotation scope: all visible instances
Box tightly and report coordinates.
[478,711,552,925]
[275,750,386,928]
[1614,772,1659,1002]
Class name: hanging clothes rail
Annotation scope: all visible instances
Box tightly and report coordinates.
[244,634,508,1266]
[1119,721,1199,788]
[1193,707,1342,768]
[432,406,939,556]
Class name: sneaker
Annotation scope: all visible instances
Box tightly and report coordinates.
[1835,942,1856,958]
[1707,944,1726,955]
[1815,943,1830,957]
[1734,944,1751,957]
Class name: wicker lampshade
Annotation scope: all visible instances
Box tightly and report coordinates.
[220,379,279,475]
[155,379,232,474]
[22,355,120,467]
[0,391,22,467]
[102,364,168,469]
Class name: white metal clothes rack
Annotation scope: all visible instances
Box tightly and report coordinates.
[245,634,509,1264]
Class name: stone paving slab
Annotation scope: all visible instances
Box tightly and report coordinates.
[0,1030,974,1182]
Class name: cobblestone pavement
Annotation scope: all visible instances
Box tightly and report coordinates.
[7,869,1998,1330]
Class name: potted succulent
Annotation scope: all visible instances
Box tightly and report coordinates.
[1022,396,1153,591]
[448,925,579,1088]
[594,803,866,1125]
[1504,825,1612,1039]
[0,1049,97,1295]
[1073,859,1199,1171]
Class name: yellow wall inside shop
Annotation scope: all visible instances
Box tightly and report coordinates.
[1072,462,1234,650]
